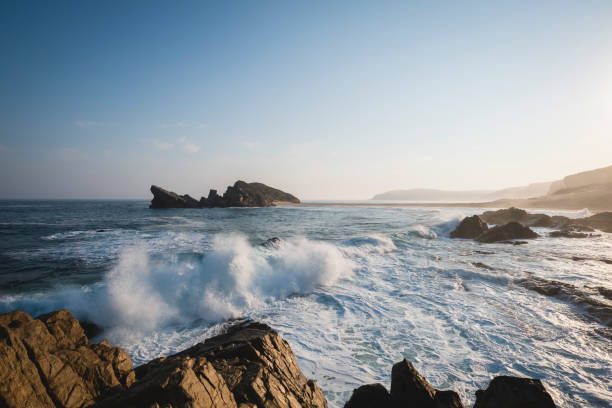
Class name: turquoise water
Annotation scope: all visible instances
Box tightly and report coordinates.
[0,200,610,407]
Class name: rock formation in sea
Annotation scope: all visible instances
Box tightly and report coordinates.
[150,181,300,209]
[450,215,488,239]
[478,207,612,233]
[474,222,539,243]
[450,207,612,243]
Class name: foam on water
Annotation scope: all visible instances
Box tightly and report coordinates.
[0,202,610,407]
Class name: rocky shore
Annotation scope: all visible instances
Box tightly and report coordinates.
[0,309,558,408]
[450,207,612,243]
[150,181,300,209]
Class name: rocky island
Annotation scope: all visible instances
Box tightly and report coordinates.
[150,181,300,209]
[0,309,559,408]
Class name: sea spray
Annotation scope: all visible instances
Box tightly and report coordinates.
[1,234,355,332]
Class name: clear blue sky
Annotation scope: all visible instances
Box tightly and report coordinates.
[1,1,611,199]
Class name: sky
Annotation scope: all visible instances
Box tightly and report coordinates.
[1,1,612,200]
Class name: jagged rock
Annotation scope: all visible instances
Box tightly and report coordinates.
[475,222,539,243]
[151,181,300,209]
[583,212,612,233]
[261,237,282,248]
[99,321,327,408]
[0,309,134,408]
[1,313,325,408]
[150,185,200,209]
[479,208,570,228]
[343,383,391,408]
[473,376,556,408]
[391,359,437,406]
[479,208,612,233]
[450,215,489,239]
[344,360,465,408]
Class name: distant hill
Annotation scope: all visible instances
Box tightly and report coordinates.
[483,181,553,200]
[372,189,492,201]
[371,164,612,212]
[547,164,612,195]
[373,182,553,202]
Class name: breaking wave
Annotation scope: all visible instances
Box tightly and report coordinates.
[1,234,355,332]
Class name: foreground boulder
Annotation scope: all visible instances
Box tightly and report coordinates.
[345,359,464,408]
[99,320,327,408]
[344,360,556,408]
[475,222,539,243]
[450,215,489,239]
[473,376,555,408]
[150,180,300,208]
[0,309,134,408]
[0,311,325,408]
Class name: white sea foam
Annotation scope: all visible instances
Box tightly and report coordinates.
[2,234,355,332]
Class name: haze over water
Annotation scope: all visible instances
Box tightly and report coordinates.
[1,201,610,407]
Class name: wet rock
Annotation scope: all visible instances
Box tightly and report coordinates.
[479,207,563,228]
[261,237,282,248]
[473,376,555,408]
[519,278,612,327]
[149,185,200,209]
[434,390,464,408]
[584,212,612,233]
[343,383,391,408]
[549,230,591,238]
[472,262,495,270]
[0,309,134,408]
[101,320,327,408]
[450,215,489,239]
[79,320,103,340]
[475,222,539,243]
[345,359,465,408]
[391,359,437,407]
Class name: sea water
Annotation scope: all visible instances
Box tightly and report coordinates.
[0,200,610,407]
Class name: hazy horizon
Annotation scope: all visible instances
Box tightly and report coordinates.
[2,1,612,200]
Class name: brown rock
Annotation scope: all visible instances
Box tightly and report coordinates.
[390,359,437,407]
[99,320,326,408]
[475,222,539,243]
[344,383,391,408]
[0,309,135,408]
[473,376,556,408]
[450,216,489,239]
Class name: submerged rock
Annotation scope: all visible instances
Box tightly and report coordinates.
[473,376,556,408]
[450,215,489,239]
[261,236,282,248]
[475,222,539,243]
[519,277,612,327]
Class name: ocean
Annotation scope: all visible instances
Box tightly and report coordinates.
[0,200,610,407]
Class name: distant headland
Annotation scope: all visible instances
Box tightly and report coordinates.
[149,180,300,208]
